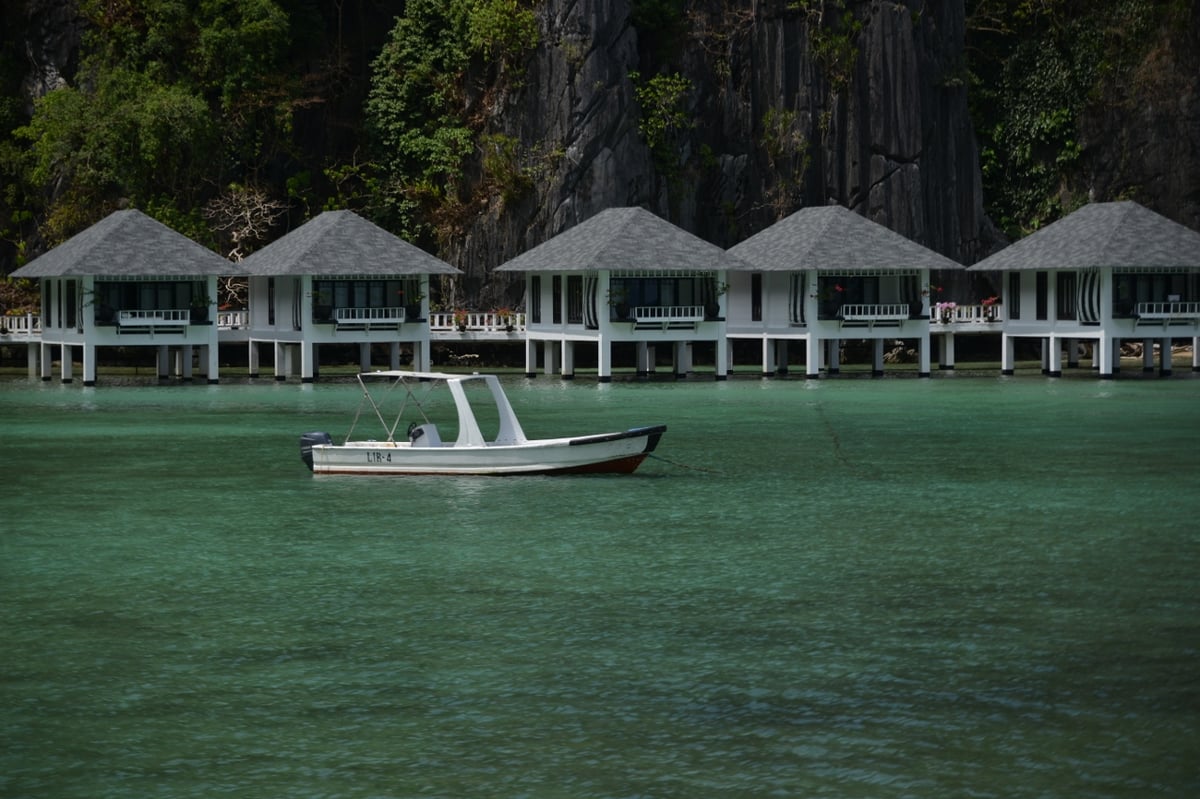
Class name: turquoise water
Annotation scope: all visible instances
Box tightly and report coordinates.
[2,374,1198,798]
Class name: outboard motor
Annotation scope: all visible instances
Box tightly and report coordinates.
[299,431,333,470]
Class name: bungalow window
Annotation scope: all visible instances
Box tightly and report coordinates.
[816,275,879,318]
[751,274,762,322]
[1035,271,1048,320]
[1113,271,1195,317]
[567,275,583,324]
[609,277,702,310]
[1008,272,1021,320]
[1056,272,1076,320]
[311,278,411,323]
[94,280,193,318]
[552,276,562,324]
[64,280,77,329]
[530,276,541,323]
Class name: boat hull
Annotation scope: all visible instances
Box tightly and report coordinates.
[306,425,666,476]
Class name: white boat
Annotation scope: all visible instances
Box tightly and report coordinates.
[300,370,667,476]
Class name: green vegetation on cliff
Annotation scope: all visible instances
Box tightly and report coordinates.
[967,0,1193,236]
[0,0,1193,283]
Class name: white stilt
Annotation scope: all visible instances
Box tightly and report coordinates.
[761,336,776,377]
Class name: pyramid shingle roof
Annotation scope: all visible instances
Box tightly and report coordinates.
[495,207,753,273]
[729,205,962,272]
[13,209,229,277]
[239,210,460,276]
[967,201,1200,271]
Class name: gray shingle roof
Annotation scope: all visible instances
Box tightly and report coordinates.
[728,205,963,272]
[968,201,1200,271]
[12,209,230,278]
[495,207,754,273]
[239,210,460,276]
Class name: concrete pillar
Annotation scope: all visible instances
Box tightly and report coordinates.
[1040,339,1050,374]
[872,339,884,377]
[1066,338,1080,368]
[26,341,39,378]
[562,340,575,379]
[1193,336,1199,372]
[636,342,651,377]
[301,342,315,382]
[524,337,537,378]
[761,337,776,377]
[918,335,931,378]
[544,341,560,377]
[1160,337,1173,377]
[1098,336,1113,378]
[597,338,612,383]
[274,341,287,381]
[939,333,955,370]
[776,340,789,375]
[805,336,821,378]
[1001,334,1015,375]
[206,343,219,384]
[389,342,401,370]
[673,341,691,379]
[82,343,96,386]
[359,342,372,372]
[59,344,73,383]
[826,338,840,374]
[158,345,171,379]
[415,339,430,372]
[181,345,194,380]
[714,336,727,380]
[1047,336,1062,377]
[248,341,260,377]
[1112,337,1122,374]
[40,342,52,381]
[1142,338,1155,373]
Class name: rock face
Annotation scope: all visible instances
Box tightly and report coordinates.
[18,0,81,113]
[1076,11,1200,233]
[445,0,998,304]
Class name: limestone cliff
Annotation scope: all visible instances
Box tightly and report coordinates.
[445,0,996,306]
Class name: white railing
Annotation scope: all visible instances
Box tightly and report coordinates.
[118,309,190,326]
[335,306,406,327]
[930,304,1003,325]
[840,303,911,322]
[217,309,249,329]
[633,305,705,323]
[0,313,41,337]
[430,311,526,333]
[1136,301,1200,320]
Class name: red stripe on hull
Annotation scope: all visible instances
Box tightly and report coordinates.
[316,453,649,477]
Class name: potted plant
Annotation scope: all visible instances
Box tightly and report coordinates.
[190,292,212,322]
[705,281,729,320]
[981,295,999,321]
[399,287,425,321]
[313,288,333,322]
[495,307,514,332]
[607,286,630,320]
[453,308,469,332]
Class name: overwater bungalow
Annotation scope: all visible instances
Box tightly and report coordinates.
[495,207,754,381]
[967,201,1200,377]
[11,209,228,385]
[236,210,460,381]
[726,205,963,377]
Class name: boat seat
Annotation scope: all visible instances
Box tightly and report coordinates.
[409,423,442,447]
